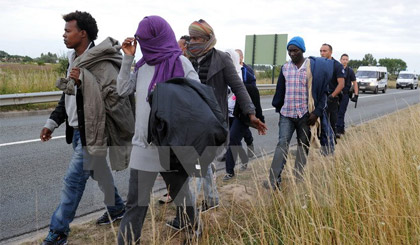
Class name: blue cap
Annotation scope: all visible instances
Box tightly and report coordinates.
[287,36,306,52]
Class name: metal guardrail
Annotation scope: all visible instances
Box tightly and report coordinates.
[0,84,277,106]
[0,91,63,106]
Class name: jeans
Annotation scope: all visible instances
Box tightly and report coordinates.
[268,114,310,186]
[337,92,350,134]
[243,128,253,146]
[118,162,194,245]
[50,130,124,234]
[190,164,219,206]
[226,118,249,175]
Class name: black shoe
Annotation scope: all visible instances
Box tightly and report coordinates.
[42,230,68,245]
[247,144,255,158]
[336,133,341,139]
[96,207,125,225]
[199,200,219,213]
[166,215,190,231]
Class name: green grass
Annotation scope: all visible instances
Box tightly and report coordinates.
[0,63,61,94]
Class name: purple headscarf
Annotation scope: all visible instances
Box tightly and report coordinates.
[134,16,184,94]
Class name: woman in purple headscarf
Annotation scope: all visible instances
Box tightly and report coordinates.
[116,16,199,244]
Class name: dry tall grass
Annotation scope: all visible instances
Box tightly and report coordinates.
[24,105,420,245]
[0,63,60,94]
[198,104,420,244]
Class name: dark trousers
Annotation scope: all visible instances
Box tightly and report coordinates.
[229,117,252,146]
[327,98,339,138]
[117,160,194,245]
[336,93,350,134]
[225,118,249,175]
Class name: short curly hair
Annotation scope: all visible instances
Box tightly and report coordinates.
[63,11,98,41]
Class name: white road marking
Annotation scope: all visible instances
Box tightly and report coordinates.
[1,89,417,147]
[0,135,65,147]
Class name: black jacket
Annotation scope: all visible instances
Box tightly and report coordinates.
[148,77,228,176]
[233,84,265,124]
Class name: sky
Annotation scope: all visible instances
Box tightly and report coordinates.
[1,0,419,72]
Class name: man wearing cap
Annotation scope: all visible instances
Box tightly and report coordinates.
[265,36,331,190]
[182,19,266,215]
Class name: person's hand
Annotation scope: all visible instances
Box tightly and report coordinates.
[69,67,81,86]
[122,37,137,56]
[40,127,52,142]
[249,114,267,135]
[307,112,318,126]
[351,94,359,103]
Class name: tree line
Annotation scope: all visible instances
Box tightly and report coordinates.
[0,50,60,65]
[348,53,407,75]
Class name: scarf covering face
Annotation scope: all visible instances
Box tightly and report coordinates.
[134,16,184,94]
[187,19,217,58]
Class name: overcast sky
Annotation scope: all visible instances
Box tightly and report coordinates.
[1,0,419,72]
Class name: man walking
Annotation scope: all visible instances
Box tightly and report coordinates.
[336,53,358,137]
[265,36,330,190]
[320,44,345,142]
[236,49,257,157]
[40,11,133,244]
[182,19,266,215]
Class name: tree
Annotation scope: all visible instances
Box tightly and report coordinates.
[379,58,407,75]
[348,59,363,69]
[362,53,377,66]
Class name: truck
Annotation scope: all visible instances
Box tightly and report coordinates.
[356,66,388,94]
[396,71,418,89]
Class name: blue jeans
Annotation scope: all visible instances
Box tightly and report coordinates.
[226,118,249,175]
[190,164,219,206]
[320,109,335,155]
[337,92,350,134]
[268,114,310,186]
[50,130,124,234]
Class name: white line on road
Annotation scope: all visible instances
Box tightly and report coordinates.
[2,89,418,147]
[0,135,65,147]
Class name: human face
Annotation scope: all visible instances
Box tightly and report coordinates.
[320,45,332,59]
[189,36,206,44]
[178,39,186,51]
[340,55,349,67]
[236,50,243,64]
[63,20,85,49]
[287,45,303,64]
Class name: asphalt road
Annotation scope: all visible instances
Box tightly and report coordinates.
[0,88,419,242]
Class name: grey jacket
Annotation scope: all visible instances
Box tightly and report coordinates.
[56,37,135,170]
[194,49,256,119]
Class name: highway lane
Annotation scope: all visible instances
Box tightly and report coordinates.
[0,88,419,241]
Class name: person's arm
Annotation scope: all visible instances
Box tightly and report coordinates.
[272,66,285,111]
[40,93,66,141]
[350,69,358,95]
[331,62,345,97]
[224,57,266,134]
[117,38,138,96]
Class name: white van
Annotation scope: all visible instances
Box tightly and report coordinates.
[396,71,418,89]
[356,66,388,94]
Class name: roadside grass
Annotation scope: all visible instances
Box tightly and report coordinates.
[0,63,60,94]
[23,103,420,244]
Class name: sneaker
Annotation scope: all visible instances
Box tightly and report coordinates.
[158,193,173,204]
[222,173,234,181]
[42,230,68,245]
[96,207,125,225]
[262,180,281,191]
[247,144,255,158]
[199,200,219,213]
[239,163,248,171]
[166,215,190,231]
